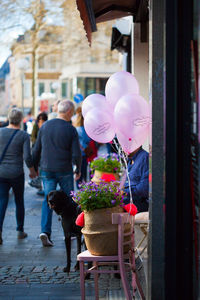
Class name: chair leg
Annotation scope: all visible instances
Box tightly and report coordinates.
[119,261,132,300]
[80,261,85,300]
[94,262,99,300]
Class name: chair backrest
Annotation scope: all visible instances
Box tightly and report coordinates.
[112,213,134,257]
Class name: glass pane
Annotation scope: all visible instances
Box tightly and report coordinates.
[38,82,45,96]
[85,78,95,96]
[62,82,68,98]
[50,82,54,94]
[98,78,108,95]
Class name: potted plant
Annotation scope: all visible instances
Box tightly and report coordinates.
[72,181,137,256]
[90,154,121,183]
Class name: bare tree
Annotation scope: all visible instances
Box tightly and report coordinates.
[0,0,64,114]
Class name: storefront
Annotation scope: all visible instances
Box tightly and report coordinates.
[76,0,200,299]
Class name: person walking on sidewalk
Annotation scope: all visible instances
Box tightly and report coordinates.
[0,108,37,245]
[73,107,91,188]
[33,100,82,247]
[29,112,48,195]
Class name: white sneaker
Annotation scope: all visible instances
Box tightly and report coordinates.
[39,233,53,247]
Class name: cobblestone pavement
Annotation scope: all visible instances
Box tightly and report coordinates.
[0,171,143,299]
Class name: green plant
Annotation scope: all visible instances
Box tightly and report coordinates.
[90,154,121,173]
[71,181,125,211]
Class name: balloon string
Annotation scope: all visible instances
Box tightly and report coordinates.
[113,139,133,221]
[121,150,133,205]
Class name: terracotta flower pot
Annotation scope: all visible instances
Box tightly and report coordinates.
[82,206,131,256]
[91,170,120,184]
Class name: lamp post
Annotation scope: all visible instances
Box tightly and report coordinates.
[16,58,29,116]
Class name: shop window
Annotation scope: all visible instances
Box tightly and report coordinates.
[50,82,54,93]
[85,77,108,96]
[62,82,68,98]
[98,78,108,95]
[38,82,45,96]
[85,78,95,96]
[77,78,85,97]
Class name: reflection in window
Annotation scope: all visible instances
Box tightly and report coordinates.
[85,78,95,96]
[85,78,108,97]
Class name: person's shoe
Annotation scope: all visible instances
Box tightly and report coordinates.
[28,178,42,189]
[39,233,53,247]
[0,231,3,245]
[17,231,28,239]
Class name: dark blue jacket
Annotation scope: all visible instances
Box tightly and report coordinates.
[33,119,81,174]
[124,147,149,211]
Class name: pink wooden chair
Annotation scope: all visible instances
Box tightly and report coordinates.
[77,213,142,300]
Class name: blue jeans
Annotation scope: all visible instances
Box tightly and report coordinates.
[0,174,25,232]
[40,171,74,235]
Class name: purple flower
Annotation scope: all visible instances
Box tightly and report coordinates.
[111,200,116,205]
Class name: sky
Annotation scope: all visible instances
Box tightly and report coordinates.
[0,0,64,68]
[0,33,24,67]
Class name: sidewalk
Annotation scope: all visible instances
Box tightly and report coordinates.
[0,171,144,300]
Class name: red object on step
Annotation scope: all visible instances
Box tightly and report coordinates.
[123,203,138,216]
[76,212,85,227]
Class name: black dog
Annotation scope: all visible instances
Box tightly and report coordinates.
[48,190,82,273]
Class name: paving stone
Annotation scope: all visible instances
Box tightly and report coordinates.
[0,170,145,299]
[32,266,44,273]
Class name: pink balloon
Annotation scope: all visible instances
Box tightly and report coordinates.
[82,94,107,118]
[105,71,139,109]
[84,108,115,143]
[114,93,150,139]
[117,130,147,154]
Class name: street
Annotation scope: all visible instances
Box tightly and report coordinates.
[0,168,141,300]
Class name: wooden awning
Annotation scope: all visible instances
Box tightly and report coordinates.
[76,0,149,44]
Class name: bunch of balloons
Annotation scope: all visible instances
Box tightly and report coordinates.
[82,71,151,154]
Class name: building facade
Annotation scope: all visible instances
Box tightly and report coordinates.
[0,58,11,116]
[61,0,122,102]
[10,26,67,115]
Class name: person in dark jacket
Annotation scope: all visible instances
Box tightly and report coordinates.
[0,108,37,244]
[29,112,48,193]
[33,100,82,247]
[123,146,149,213]
[31,112,48,147]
